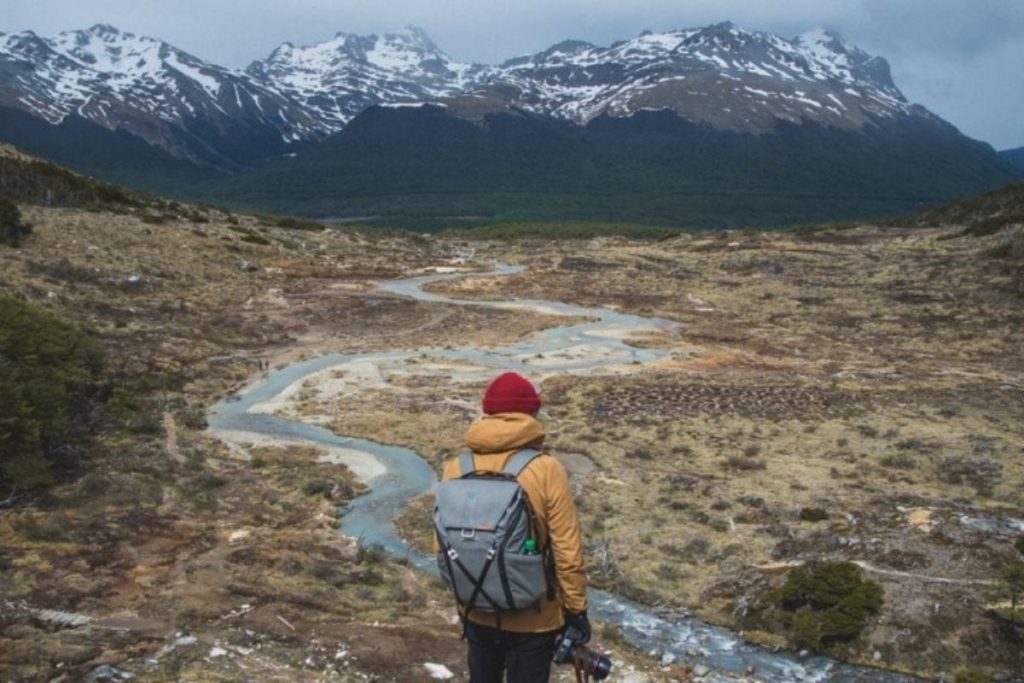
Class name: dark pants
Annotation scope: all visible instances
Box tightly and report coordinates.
[466,620,558,683]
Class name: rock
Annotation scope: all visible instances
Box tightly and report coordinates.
[237,259,259,272]
[693,664,711,677]
[661,652,676,665]
[228,529,251,544]
[619,673,654,683]
[423,663,454,679]
[83,665,135,682]
[872,650,882,662]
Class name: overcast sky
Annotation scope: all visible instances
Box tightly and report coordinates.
[5,0,1023,149]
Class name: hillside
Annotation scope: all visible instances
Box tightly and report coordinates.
[1001,147,1024,171]
[201,104,1018,228]
[907,178,1024,235]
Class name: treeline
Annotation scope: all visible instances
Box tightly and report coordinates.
[193,106,1022,229]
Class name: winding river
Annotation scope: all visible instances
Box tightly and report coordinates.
[209,266,924,683]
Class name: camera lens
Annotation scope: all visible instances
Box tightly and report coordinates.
[581,648,613,680]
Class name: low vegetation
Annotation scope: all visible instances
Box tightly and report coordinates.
[1002,561,1024,628]
[909,180,1024,236]
[0,151,138,208]
[0,196,31,246]
[778,561,884,650]
[441,221,678,240]
[0,296,103,487]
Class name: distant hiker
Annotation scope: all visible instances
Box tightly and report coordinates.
[434,372,591,682]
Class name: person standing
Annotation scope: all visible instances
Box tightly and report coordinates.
[435,371,590,682]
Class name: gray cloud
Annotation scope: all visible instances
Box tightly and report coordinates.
[4,0,1023,148]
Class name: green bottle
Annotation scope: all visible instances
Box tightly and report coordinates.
[523,538,537,555]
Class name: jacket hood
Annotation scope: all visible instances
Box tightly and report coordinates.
[465,413,545,454]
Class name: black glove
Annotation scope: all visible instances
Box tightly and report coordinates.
[563,610,591,645]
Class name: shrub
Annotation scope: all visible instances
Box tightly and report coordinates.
[953,667,993,683]
[12,511,71,542]
[0,196,31,246]
[0,296,103,487]
[986,225,1024,260]
[1003,561,1024,627]
[1015,536,1024,557]
[724,455,766,471]
[937,456,1002,496]
[879,453,917,469]
[777,561,883,649]
[259,214,326,232]
[105,387,160,434]
[240,232,271,246]
[799,507,829,522]
[302,479,334,498]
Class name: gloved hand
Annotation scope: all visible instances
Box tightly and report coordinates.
[563,610,591,645]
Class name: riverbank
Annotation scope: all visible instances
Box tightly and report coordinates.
[1,206,690,681]
[230,227,1024,680]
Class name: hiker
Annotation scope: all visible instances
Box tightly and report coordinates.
[433,371,590,682]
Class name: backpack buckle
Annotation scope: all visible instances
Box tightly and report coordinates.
[460,529,476,540]
[447,548,459,561]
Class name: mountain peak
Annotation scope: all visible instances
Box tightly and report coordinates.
[396,25,432,40]
[86,23,122,37]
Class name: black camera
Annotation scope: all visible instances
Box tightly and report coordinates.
[553,626,612,680]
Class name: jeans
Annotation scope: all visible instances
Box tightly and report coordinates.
[465,620,559,683]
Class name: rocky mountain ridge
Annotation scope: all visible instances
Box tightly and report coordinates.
[0,24,321,166]
[1,22,939,163]
[1001,146,1024,171]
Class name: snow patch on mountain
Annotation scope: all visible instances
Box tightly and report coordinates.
[0,21,931,164]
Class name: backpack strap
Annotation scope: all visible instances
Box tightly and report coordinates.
[501,448,542,477]
[457,452,476,477]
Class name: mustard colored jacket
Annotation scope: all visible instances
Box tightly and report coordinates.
[438,412,589,633]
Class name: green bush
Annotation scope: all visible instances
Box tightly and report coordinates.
[0,196,31,246]
[986,225,1024,259]
[799,507,829,522]
[302,479,334,498]
[778,561,884,649]
[0,296,103,487]
[1003,561,1024,627]
[105,387,161,434]
[953,667,993,683]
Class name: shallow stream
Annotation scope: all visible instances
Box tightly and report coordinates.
[209,266,924,682]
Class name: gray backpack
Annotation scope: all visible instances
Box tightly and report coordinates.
[433,448,550,614]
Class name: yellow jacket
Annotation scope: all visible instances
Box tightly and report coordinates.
[438,412,588,633]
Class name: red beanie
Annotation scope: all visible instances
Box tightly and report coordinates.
[482,372,542,415]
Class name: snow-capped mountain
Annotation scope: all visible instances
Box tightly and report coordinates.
[243,22,919,135]
[246,26,483,130]
[453,22,914,132]
[0,24,322,166]
[0,21,977,168]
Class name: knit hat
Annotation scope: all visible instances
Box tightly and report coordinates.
[482,372,542,415]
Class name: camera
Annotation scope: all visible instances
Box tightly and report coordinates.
[553,626,612,680]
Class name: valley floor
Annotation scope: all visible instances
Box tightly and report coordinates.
[1,207,1022,681]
